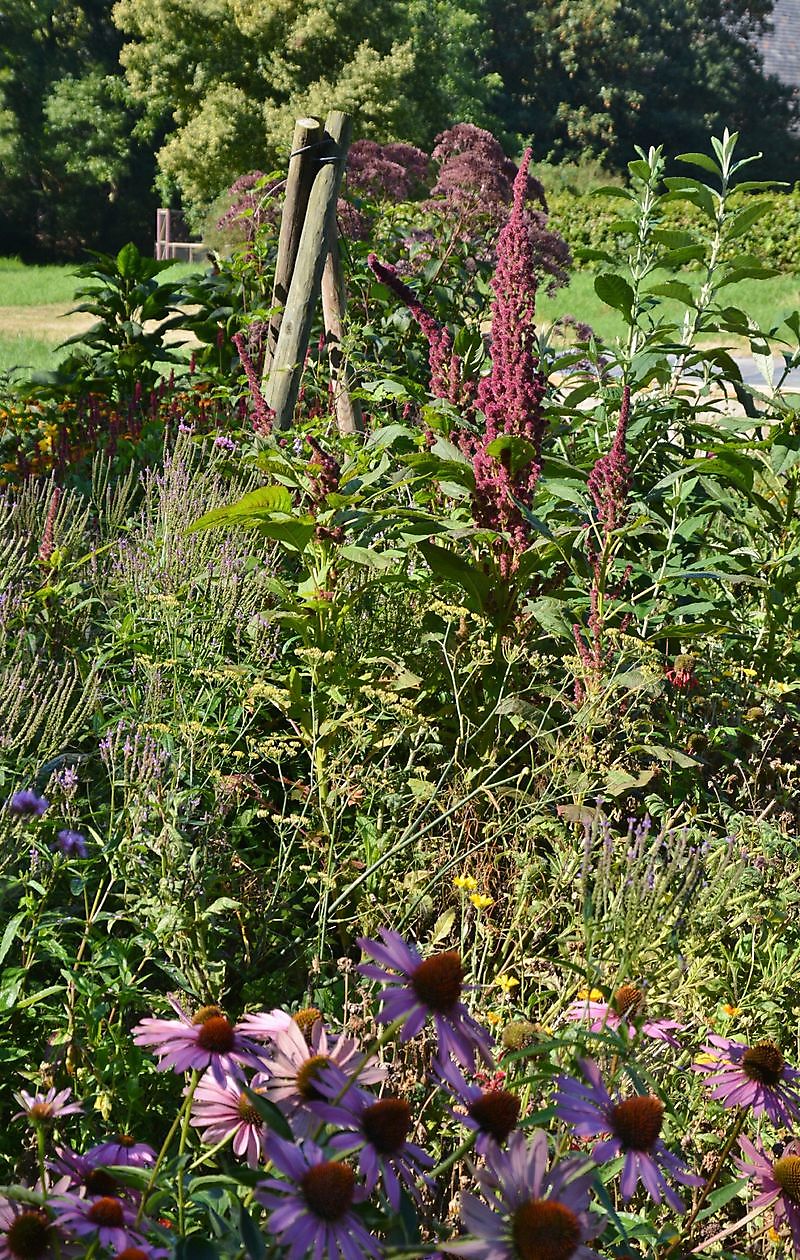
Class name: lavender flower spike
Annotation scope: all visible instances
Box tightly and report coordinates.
[357,928,494,1069]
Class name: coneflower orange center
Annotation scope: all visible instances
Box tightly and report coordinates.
[613,985,644,1019]
[610,1096,664,1150]
[468,1089,521,1143]
[742,1042,785,1086]
[300,1161,355,1221]
[192,1005,225,1025]
[88,1197,125,1228]
[237,1092,263,1127]
[296,1054,331,1101]
[362,1098,411,1153]
[27,1103,53,1122]
[114,1250,149,1260]
[774,1156,800,1204]
[511,1198,581,1260]
[85,1168,119,1197]
[293,1008,323,1044]
[5,1210,51,1259]
[116,1134,136,1147]
[411,952,464,1012]
[196,1016,236,1053]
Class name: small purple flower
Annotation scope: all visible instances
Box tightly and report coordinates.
[213,434,236,453]
[259,1016,386,1137]
[12,1087,83,1127]
[255,1135,380,1259]
[311,1064,434,1208]
[8,791,48,818]
[0,1200,61,1260]
[553,1059,701,1211]
[435,1057,521,1154]
[736,1136,800,1249]
[52,1193,145,1252]
[357,928,494,1069]
[442,1128,603,1259]
[189,1070,271,1166]
[132,997,267,1087]
[55,830,88,859]
[692,1036,800,1126]
[564,984,683,1049]
[84,1135,157,1168]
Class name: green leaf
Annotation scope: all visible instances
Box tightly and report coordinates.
[417,540,491,613]
[255,519,315,553]
[186,486,294,534]
[239,1202,267,1260]
[176,1239,220,1260]
[115,242,140,279]
[726,200,772,240]
[484,434,538,475]
[594,273,634,321]
[0,913,24,967]
[676,151,721,175]
[646,281,695,307]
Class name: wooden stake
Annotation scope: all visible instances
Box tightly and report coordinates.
[262,116,323,378]
[321,223,364,435]
[264,110,352,429]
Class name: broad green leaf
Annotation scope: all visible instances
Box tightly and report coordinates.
[484,434,538,475]
[646,281,695,307]
[186,486,293,534]
[726,200,773,240]
[417,540,491,613]
[115,242,140,278]
[594,273,634,321]
[676,151,721,175]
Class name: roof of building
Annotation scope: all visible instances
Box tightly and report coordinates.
[759,0,800,88]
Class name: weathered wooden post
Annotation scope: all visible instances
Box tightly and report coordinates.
[263,109,351,429]
[262,116,324,378]
[321,224,364,435]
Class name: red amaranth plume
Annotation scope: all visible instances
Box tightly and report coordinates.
[470,148,547,573]
[232,331,274,435]
[587,385,632,535]
[367,253,461,405]
[38,486,62,563]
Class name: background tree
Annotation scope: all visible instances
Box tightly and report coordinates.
[112,0,499,221]
[0,0,157,257]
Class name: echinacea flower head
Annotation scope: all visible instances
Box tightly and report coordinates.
[564,984,683,1049]
[260,1017,386,1136]
[692,1036,800,1126]
[85,1135,156,1167]
[52,1193,144,1252]
[8,791,48,819]
[189,1070,270,1166]
[553,1059,700,1211]
[54,830,88,858]
[736,1136,800,1251]
[256,1135,381,1260]
[12,1087,82,1127]
[0,1200,59,1260]
[444,1129,603,1260]
[311,1064,434,1208]
[132,997,267,1086]
[357,928,494,1069]
[436,1057,521,1154]
[50,1147,123,1198]
[236,1007,294,1043]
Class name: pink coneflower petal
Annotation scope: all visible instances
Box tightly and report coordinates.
[12,1087,83,1126]
[189,1070,270,1167]
[132,1003,268,1086]
[693,1036,800,1127]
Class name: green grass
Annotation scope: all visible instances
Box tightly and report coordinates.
[538,269,800,345]
[0,257,199,308]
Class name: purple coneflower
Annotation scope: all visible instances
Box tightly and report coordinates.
[50,1147,125,1198]
[132,997,267,1086]
[357,928,494,1069]
[0,1200,60,1260]
[311,1064,433,1208]
[54,830,88,859]
[189,1070,270,1166]
[692,1036,800,1126]
[12,1087,82,1127]
[260,1016,386,1136]
[236,1006,293,1043]
[111,1248,169,1260]
[736,1136,800,1250]
[554,1059,700,1211]
[256,1135,380,1260]
[53,1193,144,1252]
[8,791,48,819]
[564,984,683,1049]
[436,1057,521,1153]
[85,1135,156,1167]
[443,1128,603,1259]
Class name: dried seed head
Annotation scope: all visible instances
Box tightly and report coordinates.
[501,1020,539,1051]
